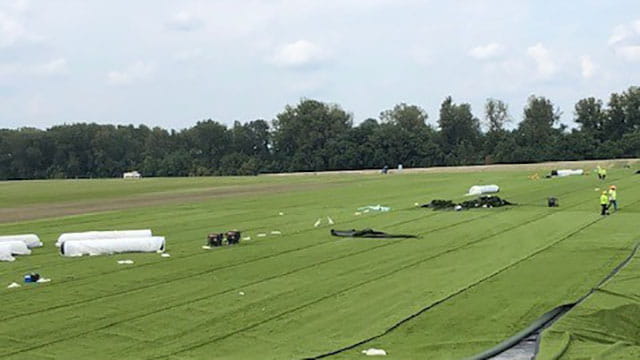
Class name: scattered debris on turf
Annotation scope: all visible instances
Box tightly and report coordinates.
[7,282,21,288]
[362,348,387,356]
[257,233,267,237]
[36,278,51,283]
[117,260,134,265]
[161,253,171,257]
[354,212,362,216]
[327,216,334,225]
[314,218,322,227]
[202,245,211,250]
[357,205,391,212]
[271,231,282,235]
[239,291,245,296]
[331,229,417,239]
[279,212,284,216]
[242,237,251,241]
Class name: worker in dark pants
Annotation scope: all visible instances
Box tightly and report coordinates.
[600,191,610,215]
[608,185,618,212]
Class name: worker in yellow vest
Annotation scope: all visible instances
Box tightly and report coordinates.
[600,191,610,215]
[597,166,607,180]
[609,185,617,211]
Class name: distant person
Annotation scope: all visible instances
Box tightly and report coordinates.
[600,191,610,216]
[608,185,618,211]
[381,165,389,174]
[398,164,403,173]
[597,166,607,181]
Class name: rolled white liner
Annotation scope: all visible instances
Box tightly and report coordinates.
[0,234,42,248]
[56,229,152,247]
[0,241,31,255]
[556,169,584,177]
[60,236,165,257]
[0,248,15,262]
[467,185,500,196]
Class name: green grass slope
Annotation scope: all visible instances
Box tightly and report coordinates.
[0,168,637,359]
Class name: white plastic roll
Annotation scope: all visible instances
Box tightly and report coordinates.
[467,185,500,196]
[60,236,165,257]
[56,229,152,247]
[0,234,42,248]
[0,241,31,255]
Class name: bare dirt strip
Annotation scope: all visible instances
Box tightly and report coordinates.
[265,158,639,176]
[2,158,637,224]
[0,182,331,224]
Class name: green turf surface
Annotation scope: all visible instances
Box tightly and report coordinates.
[0,168,637,359]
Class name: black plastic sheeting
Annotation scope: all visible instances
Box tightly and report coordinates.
[302,239,639,360]
[467,240,640,360]
[330,229,417,239]
[422,196,514,211]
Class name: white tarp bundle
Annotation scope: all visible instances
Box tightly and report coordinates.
[56,229,152,247]
[556,169,584,177]
[60,236,165,257]
[0,241,32,262]
[0,234,42,248]
[467,185,500,196]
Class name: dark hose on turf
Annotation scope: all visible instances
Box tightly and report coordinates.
[465,240,640,360]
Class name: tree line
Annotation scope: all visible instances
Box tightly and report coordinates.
[1,86,639,179]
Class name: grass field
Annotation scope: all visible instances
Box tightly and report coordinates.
[0,164,638,359]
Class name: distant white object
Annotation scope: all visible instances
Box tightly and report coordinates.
[123,171,142,179]
[398,164,403,172]
[314,218,322,227]
[238,291,245,296]
[161,253,171,258]
[117,260,134,265]
[362,348,387,356]
[271,231,282,235]
[202,245,212,250]
[354,212,362,216]
[36,278,51,283]
[0,241,31,256]
[279,212,284,216]
[467,185,500,196]
[414,202,419,207]
[242,237,251,241]
[56,229,152,247]
[257,233,267,237]
[455,205,463,211]
[7,282,21,288]
[327,217,334,225]
[0,234,42,248]
[556,169,584,177]
[60,237,165,257]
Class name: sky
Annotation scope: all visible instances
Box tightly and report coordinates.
[0,0,639,130]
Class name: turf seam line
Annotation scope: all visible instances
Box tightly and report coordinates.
[0,209,472,322]
[0,210,501,356]
[465,240,640,360]
[158,207,588,358]
[302,215,605,359]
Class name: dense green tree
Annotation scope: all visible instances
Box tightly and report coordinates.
[272,99,352,171]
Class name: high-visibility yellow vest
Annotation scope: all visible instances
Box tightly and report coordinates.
[609,190,617,200]
[600,194,609,205]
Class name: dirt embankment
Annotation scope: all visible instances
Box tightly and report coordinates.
[264,159,639,176]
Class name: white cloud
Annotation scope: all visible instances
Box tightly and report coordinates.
[173,48,203,62]
[0,12,26,47]
[527,43,556,78]
[33,58,68,76]
[469,42,504,60]
[609,19,640,62]
[580,55,596,79]
[107,61,154,86]
[166,11,203,32]
[270,40,328,68]
[615,45,640,62]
